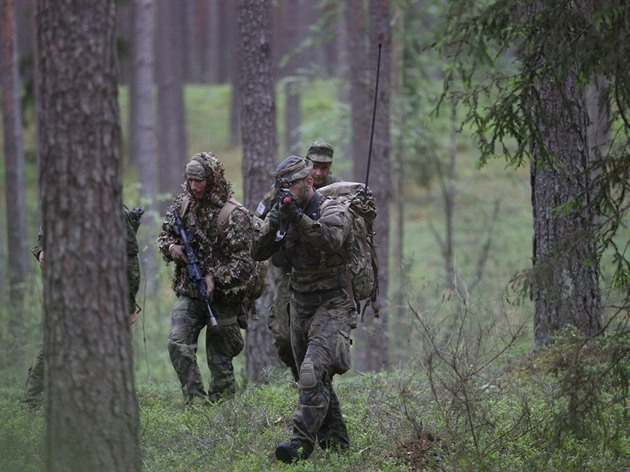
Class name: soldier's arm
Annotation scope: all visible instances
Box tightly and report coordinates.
[211,207,258,289]
[251,215,282,261]
[296,201,351,253]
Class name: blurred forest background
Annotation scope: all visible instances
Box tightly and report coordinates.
[1,0,629,469]
[0,0,536,388]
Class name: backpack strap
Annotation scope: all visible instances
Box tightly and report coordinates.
[179,196,191,218]
[218,197,241,240]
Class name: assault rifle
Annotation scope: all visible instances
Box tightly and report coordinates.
[272,185,296,242]
[172,209,218,327]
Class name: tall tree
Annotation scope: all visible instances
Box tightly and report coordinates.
[523,2,602,345]
[36,0,140,469]
[237,0,282,381]
[1,0,30,367]
[345,0,370,180]
[156,0,187,212]
[440,0,628,345]
[129,0,158,291]
[354,0,392,372]
[279,0,310,155]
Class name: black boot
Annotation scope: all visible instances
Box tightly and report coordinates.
[275,441,312,464]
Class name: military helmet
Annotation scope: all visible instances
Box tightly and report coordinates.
[305,141,334,163]
[273,155,313,183]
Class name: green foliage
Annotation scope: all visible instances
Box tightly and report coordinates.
[2,322,628,471]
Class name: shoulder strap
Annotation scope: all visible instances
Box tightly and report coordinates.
[180,196,191,217]
[218,197,241,240]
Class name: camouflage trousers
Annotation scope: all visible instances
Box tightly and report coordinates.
[266,265,298,380]
[289,290,357,451]
[21,346,44,409]
[168,295,244,403]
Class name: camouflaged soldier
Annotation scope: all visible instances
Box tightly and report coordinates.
[21,207,143,410]
[257,141,341,382]
[251,155,356,463]
[157,152,257,405]
[305,140,340,188]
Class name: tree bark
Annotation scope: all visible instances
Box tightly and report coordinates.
[354,0,391,372]
[1,0,30,366]
[130,0,158,292]
[346,0,370,180]
[237,0,282,381]
[36,1,140,470]
[525,2,602,346]
[156,0,187,212]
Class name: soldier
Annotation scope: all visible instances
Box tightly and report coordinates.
[260,141,341,382]
[252,155,356,463]
[157,152,257,405]
[21,206,143,410]
[305,140,340,188]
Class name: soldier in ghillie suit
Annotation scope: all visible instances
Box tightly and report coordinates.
[257,141,341,382]
[157,152,257,405]
[21,206,143,410]
[251,155,356,463]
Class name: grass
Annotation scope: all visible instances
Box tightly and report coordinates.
[2,330,629,471]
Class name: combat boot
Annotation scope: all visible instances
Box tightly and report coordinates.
[275,441,313,464]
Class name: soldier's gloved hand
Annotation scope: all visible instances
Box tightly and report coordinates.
[280,199,303,223]
[266,204,282,230]
[169,244,187,264]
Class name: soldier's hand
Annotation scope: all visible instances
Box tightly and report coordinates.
[169,244,187,264]
[205,275,215,295]
[266,204,282,230]
[280,200,303,223]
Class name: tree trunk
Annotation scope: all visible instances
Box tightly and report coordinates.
[345,0,370,180]
[130,0,158,292]
[526,2,602,346]
[1,0,30,368]
[237,0,282,381]
[354,0,391,372]
[157,0,187,212]
[280,0,309,155]
[36,1,140,470]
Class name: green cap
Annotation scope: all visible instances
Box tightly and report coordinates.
[306,141,334,163]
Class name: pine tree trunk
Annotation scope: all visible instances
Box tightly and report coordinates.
[237,0,282,381]
[1,0,30,369]
[157,0,187,212]
[36,1,140,469]
[130,0,158,293]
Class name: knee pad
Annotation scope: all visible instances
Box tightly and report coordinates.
[299,360,317,388]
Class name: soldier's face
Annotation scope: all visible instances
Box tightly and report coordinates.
[189,178,207,201]
[288,176,314,206]
[310,162,331,188]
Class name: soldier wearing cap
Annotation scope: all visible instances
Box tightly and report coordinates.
[305,141,340,188]
[256,141,341,382]
[156,152,257,405]
[252,155,356,463]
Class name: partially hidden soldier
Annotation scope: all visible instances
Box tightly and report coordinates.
[21,206,143,410]
[256,141,341,382]
[157,152,257,405]
[251,155,356,463]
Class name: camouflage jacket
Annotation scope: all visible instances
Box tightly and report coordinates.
[251,192,353,294]
[157,190,257,302]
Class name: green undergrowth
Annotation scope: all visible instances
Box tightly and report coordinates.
[2,329,628,472]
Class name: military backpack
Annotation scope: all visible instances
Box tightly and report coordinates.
[318,182,379,318]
